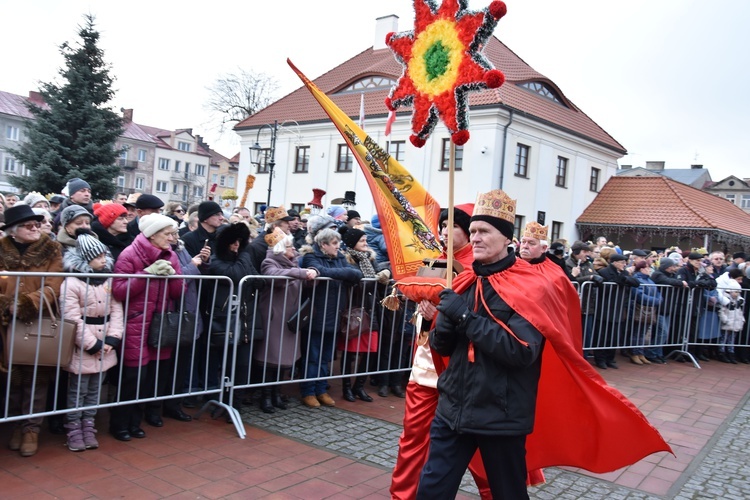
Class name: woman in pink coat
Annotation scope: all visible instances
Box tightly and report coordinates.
[110,214,184,441]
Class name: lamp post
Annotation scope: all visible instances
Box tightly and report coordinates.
[249,120,278,208]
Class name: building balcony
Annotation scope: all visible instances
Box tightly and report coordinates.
[170,172,196,183]
[117,159,140,170]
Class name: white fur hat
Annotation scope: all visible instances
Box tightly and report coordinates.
[139,213,177,238]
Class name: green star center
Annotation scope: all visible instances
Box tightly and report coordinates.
[424,41,450,81]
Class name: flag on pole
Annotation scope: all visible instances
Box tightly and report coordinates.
[288,59,442,279]
[384,110,396,136]
[358,92,365,129]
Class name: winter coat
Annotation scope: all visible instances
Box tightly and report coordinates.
[719,298,746,332]
[0,234,64,324]
[299,244,363,333]
[336,251,381,353]
[650,268,686,317]
[363,224,388,265]
[596,264,640,323]
[630,272,663,319]
[565,255,598,314]
[675,264,716,317]
[254,247,310,367]
[174,243,204,339]
[112,233,184,367]
[697,287,727,340]
[182,223,221,258]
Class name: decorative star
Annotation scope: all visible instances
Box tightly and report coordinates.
[385,0,507,147]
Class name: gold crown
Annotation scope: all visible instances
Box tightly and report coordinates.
[473,189,516,224]
[264,227,286,247]
[265,206,290,224]
[523,221,548,241]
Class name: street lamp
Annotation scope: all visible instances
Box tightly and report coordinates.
[249,120,278,208]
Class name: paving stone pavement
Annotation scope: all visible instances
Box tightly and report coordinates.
[242,388,750,499]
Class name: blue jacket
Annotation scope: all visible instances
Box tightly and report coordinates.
[631,272,663,308]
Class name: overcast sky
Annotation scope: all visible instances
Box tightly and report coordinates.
[3,0,748,181]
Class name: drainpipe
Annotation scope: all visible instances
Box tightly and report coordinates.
[499,108,515,190]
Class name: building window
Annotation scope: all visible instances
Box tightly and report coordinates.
[211,173,218,183]
[255,149,271,174]
[519,81,564,105]
[196,164,206,176]
[194,186,203,198]
[138,149,147,162]
[742,195,750,209]
[295,146,310,173]
[336,144,353,172]
[439,139,463,171]
[156,181,168,193]
[227,176,235,188]
[185,162,191,174]
[291,203,305,213]
[590,167,600,192]
[158,158,170,170]
[556,156,568,187]
[551,221,562,241]
[513,215,524,240]
[4,157,17,173]
[135,177,144,190]
[388,140,406,162]
[6,126,20,141]
[515,144,529,177]
[174,160,181,173]
[119,149,128,160]
[172,184,179,194]
[117,176,125,187]
[177,141,191,152]
[339,76,397,92]
[725,194,736,204]
[220,175,226,187]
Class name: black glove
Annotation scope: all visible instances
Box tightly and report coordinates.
[437,289,470,324]
[728,302,736,311]
[591,274,604,285]
[738,297,746,307]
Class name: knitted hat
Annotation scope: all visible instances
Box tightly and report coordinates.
[471,190,516,240]
[32,208,51,220]
[198,201,222,222]
[327,205,347,219]
[346,210,361,220]
[61,205,91,227]
[439,203,474,238]
[659,258,677,271]
[67,178,90,196]
[23,192,48,208]
[339,226,366,249]
[307,214,337,237]
[95,203,127,229]
[139,213,177,238]
[76,230,108,263]
[135,194,164,210]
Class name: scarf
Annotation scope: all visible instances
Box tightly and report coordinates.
[348,249,377,278]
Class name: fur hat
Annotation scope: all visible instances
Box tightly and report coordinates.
[339,226,366,249]
[198,201,222,222]
[95,203,127,229]
[76,229,108,263]
[216,223,250,261]
[439,203,474,238]
[307,214,337,237]
[139,213,176,238]
[61,205,91,227]
[23,192,48,208]
[67,178,90,196]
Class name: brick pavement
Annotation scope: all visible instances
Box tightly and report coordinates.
[0,359,749,498]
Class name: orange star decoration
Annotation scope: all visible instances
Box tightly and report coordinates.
[385,0,507,147]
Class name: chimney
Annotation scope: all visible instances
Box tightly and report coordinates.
[374,15,399,50]
[645,161,665,171]
[28,91,45,105]
[690,164,703,169]
[121,108,133,122]
[620,165,632,170]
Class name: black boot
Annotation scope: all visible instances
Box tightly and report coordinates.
[342,379,356,402]
[260,388,275,414]
[353,376,373,402]
[271,387,288,409]
[729,353,739,364]
[718,352,731,363]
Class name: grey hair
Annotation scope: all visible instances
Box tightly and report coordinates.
[314,228,341,246]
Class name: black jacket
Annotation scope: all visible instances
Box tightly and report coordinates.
[91,220,133,261]
[431,252,545,436]
[596,264,640,323]
[182,224,221,258]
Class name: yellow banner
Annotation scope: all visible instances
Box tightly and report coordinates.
[288,59,441,278]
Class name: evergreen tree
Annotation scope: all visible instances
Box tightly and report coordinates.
[9,14,123,200]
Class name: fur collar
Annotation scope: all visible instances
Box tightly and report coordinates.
[0,233,61,270]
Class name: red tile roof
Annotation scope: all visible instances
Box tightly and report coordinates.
[0,90,41,119]
[235,37,625,154]
[577,176,750,238]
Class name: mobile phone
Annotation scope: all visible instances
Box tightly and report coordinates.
[203,239,209,248]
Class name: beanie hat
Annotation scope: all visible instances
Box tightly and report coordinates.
[23,192,48,208]
[75,229,108,263]
[439,203,474,238]
[61,205,91,227]
[94,203,127,229]
[139,213,177,238]
[307,214,337,237]
[659,258,677,271]
[198,201,223,222]
[67,178,90,196]
[346,210,361,220]
[371,213,380,229]
[339,226,366,249]
[326,205,347,219]
[668,252,683,263]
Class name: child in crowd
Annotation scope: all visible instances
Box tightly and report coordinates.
[61,230,123,451]
[718,289,745,364]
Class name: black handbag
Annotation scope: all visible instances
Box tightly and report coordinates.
[210,297,264,347]
[286,298,311,334]
[147,301,196,349]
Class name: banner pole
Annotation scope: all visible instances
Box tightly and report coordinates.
[446,141,456,289]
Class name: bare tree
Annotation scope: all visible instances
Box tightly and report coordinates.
[205,68,279,133]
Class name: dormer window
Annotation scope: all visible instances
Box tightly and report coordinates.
[338,76,397,93]
[519,81,564,105]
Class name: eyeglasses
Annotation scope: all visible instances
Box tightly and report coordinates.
[18,221,41,230]
[173,209,185,214]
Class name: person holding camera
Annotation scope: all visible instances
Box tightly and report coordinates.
[566,241,604,355]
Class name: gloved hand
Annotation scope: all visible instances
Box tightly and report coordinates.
[728,302,736,311]
[144,259,175,276]
[436,289,470,324]
[739,297,746,308]
[591,274,604,285]
[376,269,391,285]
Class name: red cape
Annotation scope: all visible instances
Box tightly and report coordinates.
[452,257,672,473]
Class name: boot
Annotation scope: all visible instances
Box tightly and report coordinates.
[377,385,389,398]
[271,387,287,409]
[638,355,652,365]
[19,431,39,457]
[82,419,99,449]
[259,388,276,414]
[630,355,643,365]
[353,376,373,402]
[342,379,356,402]
[729,353,739,364]
[65,422,86,452]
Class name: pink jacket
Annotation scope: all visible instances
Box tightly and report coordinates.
[62,276,124,375]
[113,234,184,367]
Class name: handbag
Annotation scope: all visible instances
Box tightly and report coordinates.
[634,303,656,324]
[340,307,371,340]
[210,297,264,347]
[147,300,196,349]
[286,298,311,334]
[3,287,76,367]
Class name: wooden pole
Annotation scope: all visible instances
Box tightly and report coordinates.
[446,141,456,289]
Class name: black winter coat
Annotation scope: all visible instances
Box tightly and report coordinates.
[596,264,639,323]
